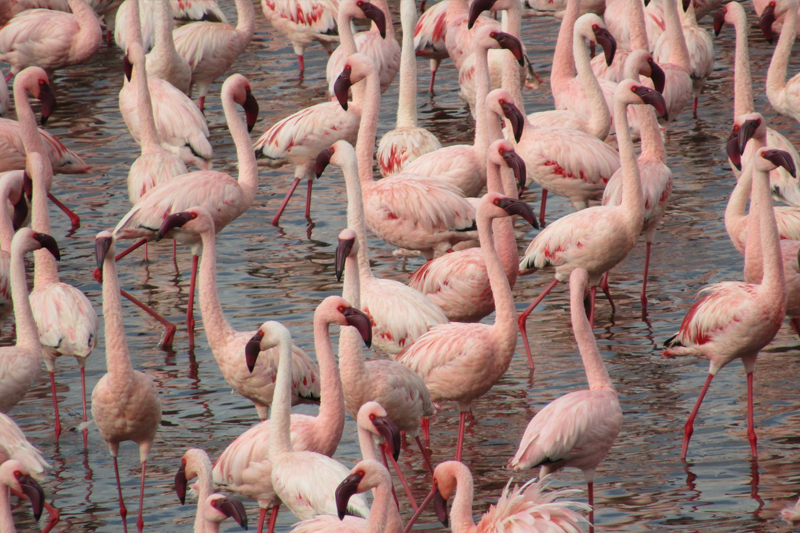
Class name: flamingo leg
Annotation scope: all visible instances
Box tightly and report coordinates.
[81,366,88,449]
[379,445,401,510]
[385,444,419,510]
[297,55,305,76]
[106,29,113,48]
[539,189,548,228]
[42,501,60,533]
[304,179,313,220]
[747,372,758,459]
[94,239,148,282]
[455,411,468,462]
[173,240,177,262]
[256,507,266,533]
[199,96,206,113]
[187,255,199,333]
[681,373,714,460]
[588,481,594,533]
[49,372,61,441]
[600,272,615,313]
[271,177,301,226]
[137,461,146,533]
[113,456,128,533]
[265,504,279,533]
[641,241,652,311]
[589,286,597,329]
[119,289,176,349]
[47,192,80,230]
[421,417,430,445]
[518,278,559,369]
[693,96,699,119]
[427,59,439,94]
[415,436,434,475]
[419,0,426,11]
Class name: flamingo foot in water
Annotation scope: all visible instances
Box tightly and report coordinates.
[272,177,301,226]
[47,192,80,230]
[693,96,699,119]
[305,179,313,221]
[747,372,758,459]
[136,462,146,533]
[49,372,61,442]
[113,456,128,533]
[42,501,60,533]
[681,373,714,460]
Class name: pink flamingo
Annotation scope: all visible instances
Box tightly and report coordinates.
[413,0,449,94]
[93,231,162,533]
[258,0,382,227]
[754,0,800,35]
[0,460,50,533]
[109,73,259,347]
[0,0,70,25]
[375,0,442,177]
[510,268,622,532]
[0,72,7,117]
[408,137,526,322]
[144,0,192,94]
[663,147,791,460]
[317,141,447,355]
[762,0,800,125]
[517,80,666,367]
[590,0,650,83]
[0,0,101,80]
[646,0,692,122]
[406,461,590,533]
[193,495,248,532]
[172,0,255,112]
[0,118,91,177]
[157,207,321,420]
[262,0,339,77]
[397,192,537,462]
[0,171,28,322]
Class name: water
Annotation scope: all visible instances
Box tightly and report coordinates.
[6,2,800,532]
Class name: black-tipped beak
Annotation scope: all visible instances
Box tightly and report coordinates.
[763,148,797,178]
[335,237,354,282]
[491,32,524,66]
[34,232,60,260]
[593,27,616,66]
[726,129,742,171]
[633,86,668,120]
[372,416,401,461]
[315,147,334,178]
[738,119,761,155]
[245,331,263,373]
[467,0,495,28]
[500,150,527,193]
[334,68,353,111]
[649,59,665,94]
[434,486,449,527]
[216,497,248,530]
[497,198,537,227]
[12,193,28,231]
[38,82,56,126]
[342,307,372,348]
[95,236,112,269]
[335,473,362,520]
[682,0,691,11]
[19,474,44,521]
[175,464,188,505]
[243,89,259,133]
[713,7,726,36]
[759,3,776,43]
[359,2,387,38]
[156,211,194,242]
[123,54,133,82]
[499,100,524,142]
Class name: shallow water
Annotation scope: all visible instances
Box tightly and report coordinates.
[5,2,800,532]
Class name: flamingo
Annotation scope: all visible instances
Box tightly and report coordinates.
[663,148,791,460]
[258,0,383,227]
[0,172,27,325]
[144,0,192,94]
[317,141,448,355]
[0,0,101,79]
[397,192,537,462]
[0,73,7,117]
[0,118,91,176]
[109,73,259,347]
[263,310,372,522]
[172,0,254,112]
[646,0,693,122]
[413,0,449,93]
[93,231,162,533]
[761,0,800,125]
[157,207,320,420]
[0,0,70,25]
[510,268,621,532]
[89,0,123,48]
[0,460,49,533]
[262,0,339,77]
[375,0,442,177]
[407,137,526,322]
[516,80,666,367]
[754,0,800,35]
[406,461,590,533]
[590,0,650,83]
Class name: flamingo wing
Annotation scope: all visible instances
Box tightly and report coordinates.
[171,0,228,23]
[0,413,49,480]
[30,283,98,358]
[408,248,489,308]
[262,0,338,34]
[173,21,237,69]
[414,0,449,58]
[0,9,77,58]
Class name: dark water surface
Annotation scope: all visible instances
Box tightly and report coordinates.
[6,1,800,532]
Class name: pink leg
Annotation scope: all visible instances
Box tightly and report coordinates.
[304,179,313,220]
[113,456,128,533]
[746,372,758,459]
[693,96,699,119]
[120,289,176,350]
[385,444,419,510]
[271,177,301,226]
[4,72,11,82]
[42,501,60,533]
[428,69,437,94]
[455,411,468,462]
[297,55,305,77]
[421,417,430,445]
[600,272,615,313]
[588,481,594,533]
[266,505,279,533]
[47,192,80,230]
[199,96,206,113]
[681,373,714,460]
[539,189,548,228]
[49,372,61,441]
[589,286,597,329]
[95,239,148,282]
[792,317,800,340]
[172,241,176,262]
[419,0,426,11]
[137,462,146,533]
[81,367,88,449]
[379,446,401,510]
[641,241,652,311]
[106,29,113,48]
[415,436,434,475]
[144,242,149,262]
[518,278,559,369]
[187,255,199,333]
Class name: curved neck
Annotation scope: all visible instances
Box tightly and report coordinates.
[102,248,135,380]
[14,84,44,155]
[126,0,143,47]
[569,277,613,390]
[0,486,15,533]
[10,242,40,351]
[731,4,754,117]
[574,28,611,140]
[638,106,665,161]
[630,0,649,50]
[396,0,418,128]
[28,155,59,285]
[450,467,476,533]
[663,0,691,69]
[135,49,161,151]
[473,44,493,164]
[314,310,346,442]
[725,154,754,253]
[222,90,258,207]
[478,206,516,351]
[152,0,177,57]
[752,162,785,293]
[614,98,644,226]
[550,0,579,93]
[67,0,102,62]
[233,0,256,49]
[357,426,378,461]
[0,176,19,250]
[192,455,215,533]
[269,333,297,457]
[197,229,236,352]
[744,163,763,280]
[489,163,518,285]
[367,479,392,533]
[767,3,798,106]
[342,151,374,281]
[338,9,359,57]
[355,72,382,185]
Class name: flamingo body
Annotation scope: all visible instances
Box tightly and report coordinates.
[0,118,91,175]
[263,0,339,73]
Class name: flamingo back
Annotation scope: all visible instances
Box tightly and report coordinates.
[30,281,98,360]
[262,0,339,37]
[0,412,49,480]
[0,9,81,71]
[414,0,449,59]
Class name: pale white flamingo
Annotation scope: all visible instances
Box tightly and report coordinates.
[376,0,441,177]
[653,0,713,117]
[517,81,666,367]
[262,0,339,76]
[172,0,255,112]
[753,0,800,35]
[663,147,790,460]
[317,141,447,355]
[157,207,321,421]
[88,0,123,48]
[111,73,259,347]
[0,118,91,176]
[0,228,56,416]
[145,0,192,94]
[333,53,477,259]
[0,0,70,25]
[0,459,49,533]
[0,0,102,79]
[646,0,693,122]
[405,461,590,533]
[510,268,621,532]
[265,309,371,522]
[762,0,800,124]
[397,193,537,462]
[603,0,664,52]
[93,231,162,533]
[326,0,399,97]
[591,0,650,83]
[0,171,27,323]
[413,0,449,93]
[408,137,526,322]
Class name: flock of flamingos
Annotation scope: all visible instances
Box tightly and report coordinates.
[2,0,800,530]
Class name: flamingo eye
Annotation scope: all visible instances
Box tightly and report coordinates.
[369,414,375,420]
[182,458,187,465]
[357,470,365,477]
[733,125,739,130]
[493,199,500,205]
[592,24,598,30]
[345,65,351,71]
[338,306,346,312]
[191,213,197,219]
[631,87,637,93]
[13,471,21,478]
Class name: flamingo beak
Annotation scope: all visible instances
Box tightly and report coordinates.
[19,474,45,521]
[95,236,112,269]
[315,147,334,178]
[633,86,668,120]
[434,486,449,527]
[726,129,742,171]
[175,464,188,505]
[713,7,726,36]
[334,68,353,111]
[215,497,248,530]
[372,416,401,461]
[342,307,372,348]
[682,0,691,11]
[499,100,524,142]
[359,3,387,38]
[592,27,616,66]
[759,3,776,43]
[38,82,56,126]
[467,0,496,29]
[33,232,60,261]
[335,236,355,282]
[335,473,363,520]
[648,59,666,94]
[12,193,29,231]
[762,149,797,178]
[496,198,537,227]
[123,54,133,82]
[491,32,524,66]
[243,89,259,133]
[245,331,263,373]
[500,149,527,194]
[156,211,194,242]
[738,119,761,155]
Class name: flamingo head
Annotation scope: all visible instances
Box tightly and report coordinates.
[484,192,537,227]
[682,0,691,12]
[204,495,248,530]
[244,321,293,372]
[489,30,524,66]
[315,146,335,177]
[335,461,391,520]
[758,148,796,177]
[726,126,742,170]
[617,80,668,120]
[713,5,727,36]
[241,87,259,133]
[591,24,616,66]
[646,56,665,94]
[34,231,60,260]
[488,89,524,142]
[489,140,527,196]
[318,296,372,347]
[736,113,766,156]
[356,0,386,38]
[94,231,115,269]
[227,74,259,132]
[357,402,401,461]
[759,1,777,43]
[335,228,358,282]
[334,65,353,111]
[467,0,496,29]
[174,463,188,504]
[0,461,44,521]
[156,207,214,241]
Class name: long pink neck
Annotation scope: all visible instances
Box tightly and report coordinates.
[630,0,649,50]
[197,228,237,353]
[191,454,215,533]
[751,159,786,299]
[744,161,764,282]
[730,3,754,117]
[449,465,476,533]
[135,47,161,152]
[102,245,135,385]
[614,97,644,228]
[725,157,754,254]
[339,248,369,417]
[550,0,579,95]
[396,0,418,128]
[66,0,102,64]
[313,307,346,449]
[569,275,613,391]
[367,476,392,533]
[663,0,691,69]
[0,174,20,250]
[485,161,517,286]
[0,485,15,533]
[341,148,373,281]
[355,70,382,185]
[638,106,665,161]
[9,240,40,352]
[223,86,258,208]
[573,23,611,140]
[269,327,299,457]
[766,0,798,108]
[472,42,493,169]
[232,0,256,53]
